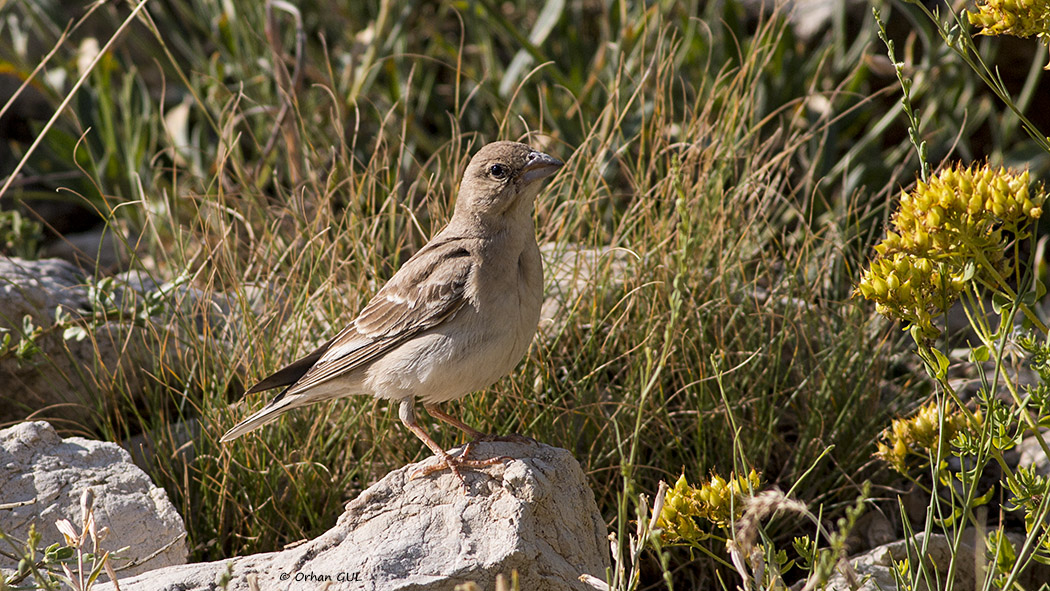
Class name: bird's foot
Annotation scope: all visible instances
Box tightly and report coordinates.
[412,442,512,486]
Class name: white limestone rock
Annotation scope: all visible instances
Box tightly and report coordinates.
[0,421,188,578]
[818,530,1050,591]
[0,256,240,429]
[105,441,609,591]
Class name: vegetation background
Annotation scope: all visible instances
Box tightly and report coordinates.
[1,0,1049,588]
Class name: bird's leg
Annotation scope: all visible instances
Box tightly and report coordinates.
[400,399,503,484]
[424,402,537,449]
[423,402,488,440]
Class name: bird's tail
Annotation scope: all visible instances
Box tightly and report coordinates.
[220,388,297,442]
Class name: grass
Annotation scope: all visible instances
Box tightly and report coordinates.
[2,0,1049,588]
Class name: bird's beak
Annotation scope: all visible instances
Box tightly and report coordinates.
[520,150,564,185]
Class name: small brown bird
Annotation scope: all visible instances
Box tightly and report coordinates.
[221,141,563,482]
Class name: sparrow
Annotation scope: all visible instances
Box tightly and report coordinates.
[220,141,563,483]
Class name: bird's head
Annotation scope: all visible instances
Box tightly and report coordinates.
[454,141,563,225]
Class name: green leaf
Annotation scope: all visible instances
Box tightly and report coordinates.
[1021,289,1038,307]
[971,487,995,508]
[910,324,926,347]
[50,546,75,562]
[935,504,963,528]
[931,348,950,379]
[86,552,109,586]
[970,345,990,363]
[992,292,1010,315]
[962,260,976,282]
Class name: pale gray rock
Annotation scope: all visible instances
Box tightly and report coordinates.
[825,533,972,591]
[0,421,188,578]
[842,509,896,556]
[818,530,1050,591]
[41,226,136,273]
[1017,430,1050,476]
[0,257,88,319]
[0,257,97,425]
[0,257,237,428]
[103,442,610,591]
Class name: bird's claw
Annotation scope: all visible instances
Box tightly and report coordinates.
[411,442,512,486]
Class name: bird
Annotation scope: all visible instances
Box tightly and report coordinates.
[220,141,563,484]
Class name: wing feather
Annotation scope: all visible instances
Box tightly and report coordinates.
[244,336,336,394]
[279,238,476,396]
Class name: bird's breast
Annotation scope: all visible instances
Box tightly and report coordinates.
[462,234,542,367]
[365,235,543,405]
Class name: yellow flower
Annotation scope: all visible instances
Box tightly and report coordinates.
[656,469,763,542]
[657,473,707,543]
[857,164,1045,338]
[967,0,1050,67]
[968,0,1050,38]
[876,402,981,473]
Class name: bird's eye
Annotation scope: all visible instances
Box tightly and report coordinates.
[488,164,507,179]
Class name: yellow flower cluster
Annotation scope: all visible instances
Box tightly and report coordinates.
[967,0,1050,67]
[657,469,762,543]
[876,402,981,473]
[967,0,1050,38]
[857,164,1044,338]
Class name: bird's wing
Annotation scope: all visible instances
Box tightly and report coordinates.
[278,237,476,396]
[244,336,338,394]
